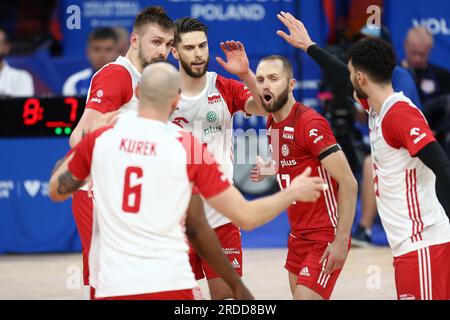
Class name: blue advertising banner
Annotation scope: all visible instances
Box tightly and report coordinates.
[0,138,80,253]
[384,0,450,70]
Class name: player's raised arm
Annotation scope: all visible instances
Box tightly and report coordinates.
[276,11,353,96]
[216,40,267,116]
[184,194,254,300]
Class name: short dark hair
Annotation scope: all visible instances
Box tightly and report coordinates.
[259,55,294,79]
[133,6,175,35]
[88,27,118,44]
[174,17,207,46]
[348,37,396,84]
[0,27,9,44]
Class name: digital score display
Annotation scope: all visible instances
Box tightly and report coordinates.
[0,97,86,137]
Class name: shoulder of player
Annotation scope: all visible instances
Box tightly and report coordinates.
[91,63,131,82]
[294,103,325,128]
[81,125,115,147]
[383,101,420,123]
[215,73,242,91]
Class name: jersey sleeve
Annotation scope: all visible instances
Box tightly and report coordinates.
[216,75,252,115]
[300,114,338,158]
[85,64,133,113]
[68,126,113,180]
[179,132,231,198]
[382,102,436,156]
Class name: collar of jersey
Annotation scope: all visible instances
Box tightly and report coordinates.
[180,73,210,101]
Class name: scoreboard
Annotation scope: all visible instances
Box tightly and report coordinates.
[0,97,85,137]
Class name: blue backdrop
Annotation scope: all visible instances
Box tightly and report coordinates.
[384,0,450,70]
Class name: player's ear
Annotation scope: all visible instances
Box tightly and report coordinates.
[171,46,179,60]
[289,78,296,92]
[130,32,139,50]
[135,85,140,100]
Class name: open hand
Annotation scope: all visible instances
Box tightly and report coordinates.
[276,11,316,52]
[216,41,250,78]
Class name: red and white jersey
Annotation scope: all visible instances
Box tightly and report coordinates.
[267,102,339,242]
[67,114,230,298]
[85,56,140,114]
[169,71,251,229]
[360,92,450,257]
[79,56,140,192]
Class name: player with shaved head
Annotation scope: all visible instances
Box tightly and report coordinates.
[49,61,327,300]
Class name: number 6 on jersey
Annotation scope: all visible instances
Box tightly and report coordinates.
[122,166,143,214]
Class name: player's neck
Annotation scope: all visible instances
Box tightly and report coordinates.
[179,69,207,97]
[126,50,143,74]
[271,96,297,123]
[367,84,395,115]
[137,107,168,123]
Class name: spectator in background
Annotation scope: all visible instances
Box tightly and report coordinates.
[402,26,450,104]
[0,27,34,97]
[113,27,130,56]
[63,27,119,96]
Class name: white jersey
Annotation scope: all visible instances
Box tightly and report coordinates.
[79,56,140,192]
[361,92,450,257]
[169,72,251,229]
[68,114,230,297]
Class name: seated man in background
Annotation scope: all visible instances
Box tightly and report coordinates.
[0,27,34,97]
[402,26,450,104]
[63,27,119,96]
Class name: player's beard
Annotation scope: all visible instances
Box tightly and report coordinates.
[138,45,165,69]
[179,56,210,78]
[352,76,369,99]
[260,86,289,113]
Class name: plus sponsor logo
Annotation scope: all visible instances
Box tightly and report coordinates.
[280,159,297,168]
[399,294,416,300]
[89,89,103,104]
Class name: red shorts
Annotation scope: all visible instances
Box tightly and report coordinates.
[72,190,94,286]
[285,235,345,300]
[189,222,242,280]
[96,288,198,300]
[394,242,450,300]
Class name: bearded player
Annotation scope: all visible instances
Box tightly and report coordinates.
[251,55,357,300]
[68,6,175,298]
[169,17,268,299]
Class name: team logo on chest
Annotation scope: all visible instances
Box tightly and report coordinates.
[206,110,218,123]
[281,144,290,157]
